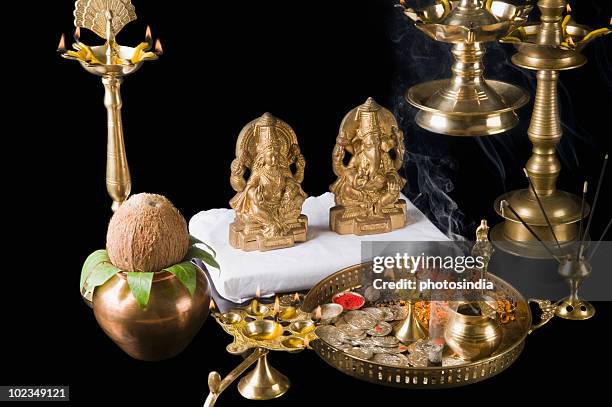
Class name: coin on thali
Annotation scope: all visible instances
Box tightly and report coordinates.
[366,321,392,336]
[350,337,374,347]
[407,349,428,367]
[315,325,347,347]
[345,310,377,330]
[363,307,384,320]
[364,286,381,302]
[380,307,395,321]
[373,353,411,367]
[346,346,374,360]
[338,324,367,340]
[389,304,407,320]
[370,335,399,348]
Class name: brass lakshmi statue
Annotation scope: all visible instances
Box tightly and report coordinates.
[229,113,308,251]
[330,97,408,235]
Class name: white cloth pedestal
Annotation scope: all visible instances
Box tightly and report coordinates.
[189,193,448,303]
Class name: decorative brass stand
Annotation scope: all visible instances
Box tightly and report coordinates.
[205,299,315,404]
[60,0,160,211]
[491,0,610,258]
[401,0,532,136]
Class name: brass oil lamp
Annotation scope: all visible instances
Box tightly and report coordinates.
[399,0,533,136]
[491,0,611,258]
[59,0,161,211]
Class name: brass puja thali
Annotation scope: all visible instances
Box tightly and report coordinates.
[302,263,556,389]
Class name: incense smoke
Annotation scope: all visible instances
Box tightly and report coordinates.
[389,1,612,239]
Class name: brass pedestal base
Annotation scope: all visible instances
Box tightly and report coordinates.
[555,297,595,321]
[330,200,407,235]
[237,353,290,400]
[229,215,308,251]
[492,190,589,259]
[406,79,529,137]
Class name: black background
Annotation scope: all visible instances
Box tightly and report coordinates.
[5,0,612,405]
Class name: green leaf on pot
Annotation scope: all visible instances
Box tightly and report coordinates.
[189,235,202,246]
[81,250,111,289]
[186,246,220,270]
[189,235,217,258]
[84,263,121,296]
[164,261,197,296]
[127,272,154,309]
[81,250,121,296]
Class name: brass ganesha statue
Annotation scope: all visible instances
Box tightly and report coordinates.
[330,97,407,235]
[229,113,308,251]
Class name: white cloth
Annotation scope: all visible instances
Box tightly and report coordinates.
[189,193,448,303]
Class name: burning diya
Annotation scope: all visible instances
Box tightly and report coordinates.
[399,0,532,136]
[491,0,611,258]
[58,0,162,211]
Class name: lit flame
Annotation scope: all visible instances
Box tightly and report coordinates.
[274,296,280,314]
[293,292,300,302]
[209,298,216,311]
[57,34,66,52]
[566,3,571,14]
[74,27,81,41]
[255,286,261,299]
[145,25,152,42]
[155,39,163,55]
[314,306,322,320]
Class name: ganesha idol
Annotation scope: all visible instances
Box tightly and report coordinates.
[330,97,408,235]
[229,113,308,251]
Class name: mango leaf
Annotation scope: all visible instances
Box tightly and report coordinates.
[127,272,154,309]
[81,250,111,289]
[186,246,220,270]
[83,263,121,296]
[164,261,198,296]
[189,235,217,258]
[189,235,202,246]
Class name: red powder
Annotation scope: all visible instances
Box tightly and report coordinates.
[332,292,365,310]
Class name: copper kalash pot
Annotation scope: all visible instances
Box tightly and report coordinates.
[93,268,210,361]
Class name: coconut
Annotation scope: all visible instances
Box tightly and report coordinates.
[106,193,189,272]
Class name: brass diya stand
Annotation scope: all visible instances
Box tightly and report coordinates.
[491,0,610,258]
[402,0,532,136]
[205,299,316,405]
[60,0,160,211]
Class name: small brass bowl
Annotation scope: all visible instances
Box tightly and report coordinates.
[282,337,306,349]
[242,320,283,341]
[289,320,315,335]
[246,303,270,316]
[220,312,242,325]
[279,306,298,320]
